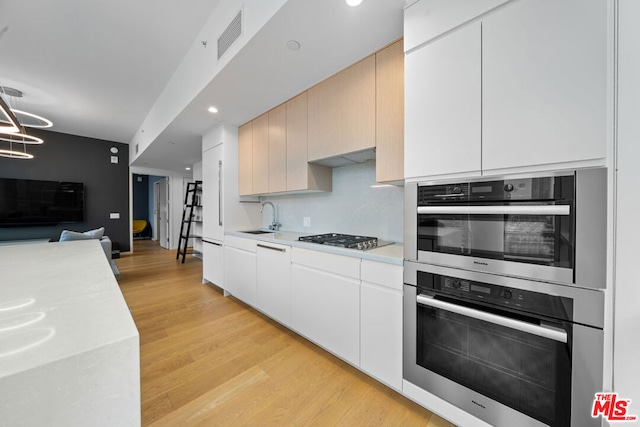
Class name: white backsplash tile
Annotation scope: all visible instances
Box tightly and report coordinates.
[262,161,404,242]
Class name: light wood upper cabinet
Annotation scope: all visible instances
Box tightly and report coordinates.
[238,122,253,196]
[252,112,269,194]
[239,41,403,194]
[375,40,405,183]
[286,92,332,192]
[268,104,287,193]
[308,55,376,162]
[239,96,331,196]
[340,55,376,157]
[307,72,340,162]
[286,93,309,191]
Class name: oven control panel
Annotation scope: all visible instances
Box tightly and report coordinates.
[418,271,573,321]
[442,277,521,302]
[417,175,574,204]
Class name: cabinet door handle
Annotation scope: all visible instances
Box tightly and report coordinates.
[257,243,286,252]
[417,294,567,343]
[417,205,570,216]
[203,239,222,247]
[218,160,223,227]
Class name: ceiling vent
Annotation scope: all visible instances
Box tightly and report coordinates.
[218,9,243,60]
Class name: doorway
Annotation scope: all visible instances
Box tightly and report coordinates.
[132,173,168,248]
[155,178,169,249]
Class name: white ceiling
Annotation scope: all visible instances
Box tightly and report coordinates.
[0,0,406,174]
[0,0,222,145]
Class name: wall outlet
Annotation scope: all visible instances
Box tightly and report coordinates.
[110,212,120,219]
[303,217,311,227]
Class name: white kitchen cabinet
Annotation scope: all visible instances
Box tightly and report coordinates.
[405,21,482,179]
[203,240,224,286]
[360,260,403,391]
[202,144,224,242]
[256,241,291,327]
[404,0,511,52]
[223,236,257,307]
[202,143,225,287]
[481,0,608,171]
[291,248,360,366]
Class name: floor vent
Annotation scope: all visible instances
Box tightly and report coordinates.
[218,9,242,60]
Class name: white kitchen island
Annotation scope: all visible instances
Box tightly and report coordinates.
[0,240,140,426]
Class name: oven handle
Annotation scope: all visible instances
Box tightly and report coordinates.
[416,205,570,216]
[417,294,568,343]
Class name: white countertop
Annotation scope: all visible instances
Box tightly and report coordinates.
[0,239,140,426]
[226,229,404,265]
[0,239,138,379]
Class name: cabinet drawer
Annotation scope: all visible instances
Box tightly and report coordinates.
[225,235,257,253]
[404,0,511,51]
[361,260,403,291]
[291,247,360,279]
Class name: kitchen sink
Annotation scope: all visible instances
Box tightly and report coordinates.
[241,229,274,235]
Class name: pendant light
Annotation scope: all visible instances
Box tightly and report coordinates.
[0,86,52,159]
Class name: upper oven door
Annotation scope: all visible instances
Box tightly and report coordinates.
[405,169,607,289]
[417,201,575,284]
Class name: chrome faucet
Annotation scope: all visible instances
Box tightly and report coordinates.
[260,201,280,231]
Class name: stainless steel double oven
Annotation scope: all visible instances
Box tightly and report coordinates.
[403,169,607,427]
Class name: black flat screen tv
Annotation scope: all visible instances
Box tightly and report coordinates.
[0,178,84,226]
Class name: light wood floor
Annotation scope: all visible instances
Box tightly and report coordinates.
[116,240,456,426]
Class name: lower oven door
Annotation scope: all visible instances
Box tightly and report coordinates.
[403,265,604,427]
[415,290,570,426]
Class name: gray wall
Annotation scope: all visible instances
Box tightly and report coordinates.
[132,174,149,221]
[0,129,130,251]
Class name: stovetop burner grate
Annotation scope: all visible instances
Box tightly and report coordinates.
[298,233,379,250]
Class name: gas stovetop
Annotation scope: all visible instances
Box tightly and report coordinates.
[298,233,390,251]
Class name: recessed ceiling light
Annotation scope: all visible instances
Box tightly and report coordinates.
[185,167,191,171]
[208,106,218,113]
[346,0,363,6]
[287,40,301,51]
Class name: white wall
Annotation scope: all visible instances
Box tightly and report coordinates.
[613,0,640,414]
[130,0,287,161]
[262,161,404,243]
